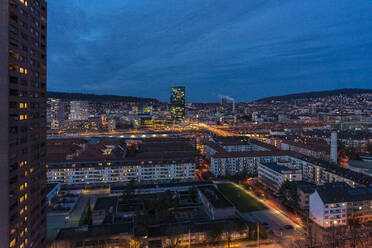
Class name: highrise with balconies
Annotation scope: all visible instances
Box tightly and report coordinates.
[0,0,47,247]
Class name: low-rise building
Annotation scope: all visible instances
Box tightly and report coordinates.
[211,151,286,177]
[309,183,372,228]
[197,185,236,220]
[281,139,330,162]
[258,162,302,192]
[296,181,316,211]
[208,137,284,177]
[47,138,196,184]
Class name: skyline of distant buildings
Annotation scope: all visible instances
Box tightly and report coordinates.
[1,0,372,247]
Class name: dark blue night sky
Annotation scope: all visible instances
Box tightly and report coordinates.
[47,0,372,102]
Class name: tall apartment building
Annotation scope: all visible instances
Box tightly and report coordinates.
[0,0,47,247]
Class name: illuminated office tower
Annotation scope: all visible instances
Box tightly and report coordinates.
[170,86,185,122]
[0,0,48,247]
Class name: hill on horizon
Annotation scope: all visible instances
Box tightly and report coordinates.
[254,88,372,103]
[47,92,159,103]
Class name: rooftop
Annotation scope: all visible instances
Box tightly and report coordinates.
[286,151,372,187]
[47,137,196,167]
[348,160,372,174]
[282,139,329,153]
[211,150,287,159]
[316,182,372,204]
[296,181,316,194]
[260,162,300,173]
[197,185,234,209]
[56,224,132,240]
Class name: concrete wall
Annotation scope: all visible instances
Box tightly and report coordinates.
[309,191,325,227]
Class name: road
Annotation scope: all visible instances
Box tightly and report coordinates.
[215,181,305,244]
[233,183,304,230]
[195,123,233,136]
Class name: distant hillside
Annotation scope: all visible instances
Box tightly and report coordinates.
[255,88,372,102]
[47,92,159,103]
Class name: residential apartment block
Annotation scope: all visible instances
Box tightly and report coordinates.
[46,138,196,184]
[0,0,47,247]
[310,183,372,228]
[258,162,302,192]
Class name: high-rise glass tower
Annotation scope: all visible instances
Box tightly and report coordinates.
[0,0,47,247]
[170,86,185,122]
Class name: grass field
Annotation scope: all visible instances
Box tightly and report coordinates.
[217,183,267,213]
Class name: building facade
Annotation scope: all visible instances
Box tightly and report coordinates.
[46,138,196,185]
[258,162,302,192]
[309,183,372,228]
[47,159,195,184]
[0,0,47,247]
[170,86,185,122]
[68,100,89,121]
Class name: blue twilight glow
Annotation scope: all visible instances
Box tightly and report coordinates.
[47,0,372,102]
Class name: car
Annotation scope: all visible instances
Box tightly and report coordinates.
[284,225,294,230]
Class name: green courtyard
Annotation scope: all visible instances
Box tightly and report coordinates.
[217,183,267,213]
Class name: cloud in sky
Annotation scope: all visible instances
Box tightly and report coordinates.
[47,0,372,102]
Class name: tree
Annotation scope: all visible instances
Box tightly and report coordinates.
[121,179,136,201]
[278,181,299,210]
[367,143,372,154]
[206,225,222,245]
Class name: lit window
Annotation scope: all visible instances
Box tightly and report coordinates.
[10,239,16,247]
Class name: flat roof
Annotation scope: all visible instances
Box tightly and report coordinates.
[197,185,233,209]
[56,224,132,240]
[212,150,287,159]
[260,162,299,173]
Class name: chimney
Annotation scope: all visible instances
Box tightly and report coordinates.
[330,131,338,164]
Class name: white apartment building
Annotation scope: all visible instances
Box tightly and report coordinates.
[309,183,372,228]
[47,137,197,184]
[310,184,349,228]
[210,152,284,177]
[258,162,302,192]
[47,160,195,184]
